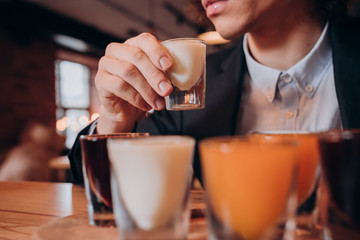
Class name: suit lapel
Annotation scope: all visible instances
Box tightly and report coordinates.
[330,17,360,128]
[183,39,247,138]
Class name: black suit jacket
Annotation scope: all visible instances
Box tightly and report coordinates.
[69,16,360,184]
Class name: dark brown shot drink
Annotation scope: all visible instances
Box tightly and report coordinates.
[319,130,360,240]
[80,133,148,226]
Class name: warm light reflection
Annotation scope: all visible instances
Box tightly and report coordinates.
[56,116,69,132]
[57,113,99,133]
[197,31,230,45]
[91,112,99,121]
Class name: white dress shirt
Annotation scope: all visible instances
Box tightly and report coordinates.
[237,23,341,134]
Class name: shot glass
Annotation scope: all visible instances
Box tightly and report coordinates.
[80,133,148,226]
[161,38,206,111]
[249,131,322,238]
[318,129,360,240]
[107,135,195,240]
[199,136,298,240]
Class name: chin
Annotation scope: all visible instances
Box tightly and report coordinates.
[216,27,244,40]
[213,19,247,40]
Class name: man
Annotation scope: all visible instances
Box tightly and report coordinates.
[69,0,360,183]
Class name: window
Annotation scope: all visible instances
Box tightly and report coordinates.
[55,51,99,148]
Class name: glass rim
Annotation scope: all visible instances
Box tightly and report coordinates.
[107,135,195,144]
[161,38,206,45]
[80,132,149,141]
[249,130,312,135]
[248,131,322,139]
[199,135,298,147]
[318,129,360,141]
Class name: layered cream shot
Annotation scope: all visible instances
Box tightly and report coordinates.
[107,135,195,240]
[161,38,206,111]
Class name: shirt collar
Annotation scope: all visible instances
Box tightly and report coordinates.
[287,22,332,98]
[243,35,280,102]
[243,22,332,102]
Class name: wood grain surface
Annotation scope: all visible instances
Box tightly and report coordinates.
[0,181,323,240]
[0,181,206,240]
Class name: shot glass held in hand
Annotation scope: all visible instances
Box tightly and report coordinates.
[79,133,148,227]
[107,135,195,240]
[162,38,206,111]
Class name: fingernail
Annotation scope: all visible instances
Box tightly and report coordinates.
[155,98,165,110]
[159,81,172,95]
[160,57,171,70]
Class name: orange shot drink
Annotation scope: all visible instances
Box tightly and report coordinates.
[199,136,298,240]
[249,132,320,206]
[249,131,322,239]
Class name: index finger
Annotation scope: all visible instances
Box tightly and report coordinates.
[125,33,173,71]
[106,33,174,97]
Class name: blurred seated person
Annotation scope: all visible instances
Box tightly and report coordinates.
[68,0,360,184]
[0,123,65,181]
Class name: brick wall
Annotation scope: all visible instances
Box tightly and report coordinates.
[0,30,58,154]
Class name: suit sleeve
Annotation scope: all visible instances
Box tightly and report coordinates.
[67,123,92,184]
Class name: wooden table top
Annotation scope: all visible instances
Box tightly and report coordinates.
[0,181,324,240]
[0,181,86,240]
[0,181,207,240]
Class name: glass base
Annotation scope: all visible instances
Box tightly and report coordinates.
[89,213,116,227]
[165,82,205,111]
[168,103,204,111]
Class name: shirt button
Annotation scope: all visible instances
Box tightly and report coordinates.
[283,74,292,83]
[305,84,314,93]
[284,111,294,119]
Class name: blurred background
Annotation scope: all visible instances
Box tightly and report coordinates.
[0,0,231,182]
[1,0,359,182]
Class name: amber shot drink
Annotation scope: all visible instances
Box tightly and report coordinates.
[161,38,206,111]
[199,136,298,240]
[80,133,148,226]
[249,131,320,206]
[249,131,322,238]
